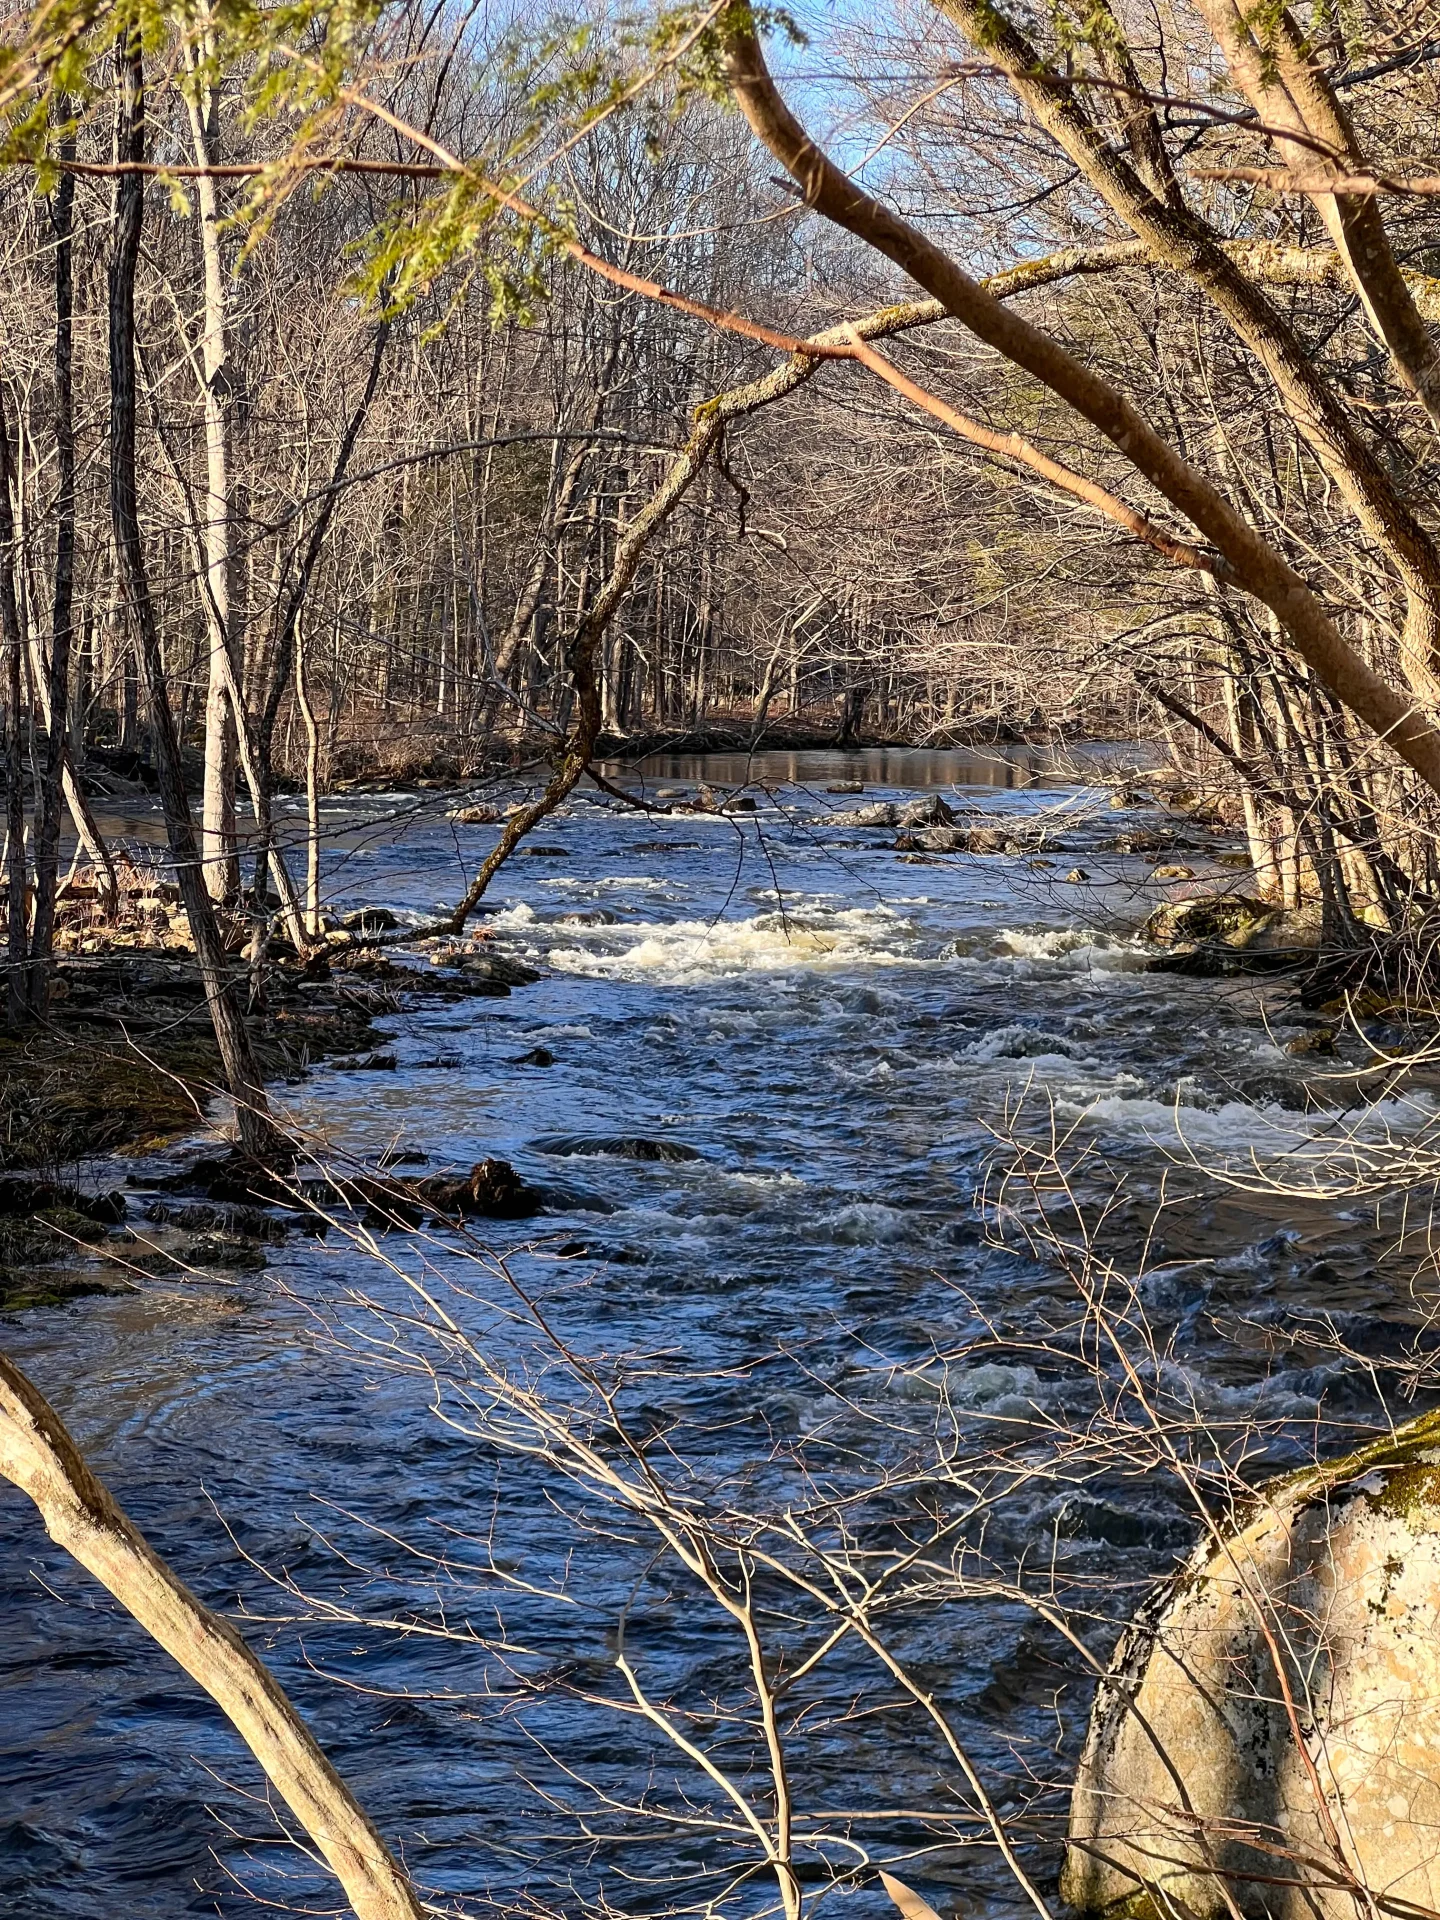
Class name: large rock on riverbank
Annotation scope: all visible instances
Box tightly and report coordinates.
[1064,1411,1440,1919]
[1143,893,1322,974]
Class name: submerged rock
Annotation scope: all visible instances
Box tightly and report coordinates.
[144,1200,284,1239]
[342,906,400,934]
[1285,1025,1338,1056]
[0,1268,125,1310]
[0,1179,125,1225]
[153,1151,297,1205]
[1064,1409,1440,1919]
[529,1134,702,1163]
[180,1234,268,1270]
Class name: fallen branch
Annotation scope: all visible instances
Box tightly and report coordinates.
[0,1347,423,1920]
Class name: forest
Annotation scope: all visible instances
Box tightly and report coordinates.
[5,0,1440,1917]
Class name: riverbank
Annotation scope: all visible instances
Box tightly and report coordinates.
[0,910,549,1307]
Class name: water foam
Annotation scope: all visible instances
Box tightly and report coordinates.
[963,1023,1097,1068]
[989,927,1150,973]
[546,906,916,984]
[1055,1087,1440,1155]
[815,1201,918,1244]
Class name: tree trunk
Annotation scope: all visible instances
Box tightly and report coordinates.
[185,35,241,905]
[28,130,77,1013]
[294,612,322,940]
[107,28,282,1164]
[0,379,29,1027]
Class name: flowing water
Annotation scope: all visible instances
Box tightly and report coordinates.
[4,747,1438,1919]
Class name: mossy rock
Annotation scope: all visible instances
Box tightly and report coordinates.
[1064,1409,1440,1918]
[1142,893,1282,950]
[0,1207,115,1269]
[0,1267,128,1310]
[178,1235,268,1271]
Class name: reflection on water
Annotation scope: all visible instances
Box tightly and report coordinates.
[598,739,1156,792]
[4,750,1431,1918]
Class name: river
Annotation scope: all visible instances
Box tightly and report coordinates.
[2,747,1435,1920]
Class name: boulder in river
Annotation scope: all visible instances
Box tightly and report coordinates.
[896,794,957,827]
[1145,892,1280,948]
[415,1157,542,1219]
[896,826,971,853]
[429,946,541,989]
[462,952,542,988]
[1064,1409,1440,1920]
[341,906,401,935]
[1111,830,1179,855]
[897,823,1044,854]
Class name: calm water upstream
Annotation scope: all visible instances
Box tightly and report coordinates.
[3,747,1436,1919]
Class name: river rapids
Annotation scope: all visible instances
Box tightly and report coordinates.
[3,746,1438,1919]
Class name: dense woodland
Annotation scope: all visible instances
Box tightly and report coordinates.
[0,72,1131,785]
